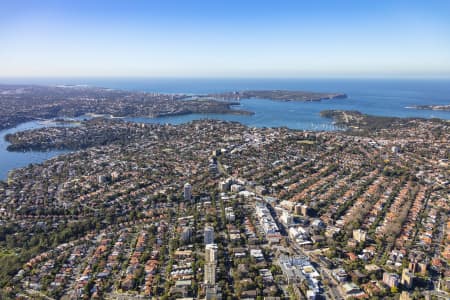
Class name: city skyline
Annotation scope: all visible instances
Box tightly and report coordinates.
[1,0,450,78]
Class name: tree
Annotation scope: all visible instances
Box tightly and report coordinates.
[390,286,398,294]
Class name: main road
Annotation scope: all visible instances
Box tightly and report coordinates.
[290,242,345,300]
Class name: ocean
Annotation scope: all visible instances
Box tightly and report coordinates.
[0,78,449,179]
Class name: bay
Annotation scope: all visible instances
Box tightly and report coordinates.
[1,78,449,180]
[0,121,72,180]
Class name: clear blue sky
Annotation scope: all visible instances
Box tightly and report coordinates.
[1,0,450,78]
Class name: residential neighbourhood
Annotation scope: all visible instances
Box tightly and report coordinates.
[0,116,448,299]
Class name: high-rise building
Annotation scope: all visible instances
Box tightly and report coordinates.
[183,183,192,201]
[205,243,218,263]
[181,226,192,243]
[204,244,218,286]
[204,225,214,245]
[294,204,302,215]
[382,272,399,288]
[401,268,414,289]
[280,210,293,226]
[301,204,309,216]
[408,260,427,276]
[204,263,216,286]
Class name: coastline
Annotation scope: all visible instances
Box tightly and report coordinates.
[405,104,450,111]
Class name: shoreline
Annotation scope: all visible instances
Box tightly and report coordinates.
[405,104,450,111]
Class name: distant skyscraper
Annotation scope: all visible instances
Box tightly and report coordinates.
[183,182,192,201]
[204,225,214,245]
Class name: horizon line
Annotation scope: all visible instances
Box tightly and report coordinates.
[1,75,450,81]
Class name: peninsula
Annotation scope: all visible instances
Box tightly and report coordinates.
[0,85,349,131]
[204,90,347,102]
[406,104,450,111]
[5,118,157,151]
[320,109,449,133]
[0,85,253,130]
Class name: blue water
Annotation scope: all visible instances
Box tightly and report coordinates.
[125,98,339,130]
[0,120,78,180]
[1,78,450,180]
[4,77,450,120]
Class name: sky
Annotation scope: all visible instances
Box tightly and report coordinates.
[1,0,450,78]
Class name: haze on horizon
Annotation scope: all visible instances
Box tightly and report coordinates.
[1,0,450,79]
